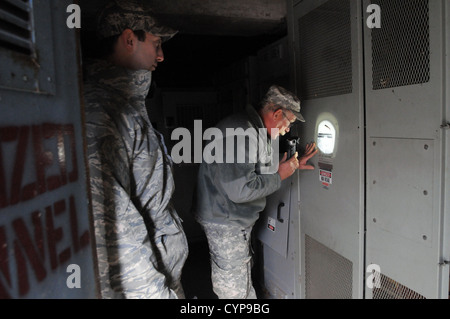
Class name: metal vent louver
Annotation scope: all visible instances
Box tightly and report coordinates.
[298,0,352,100]
[373,273,426,299]
[305,235,353,299]
[0,0,34,56]
[371,0,430,90]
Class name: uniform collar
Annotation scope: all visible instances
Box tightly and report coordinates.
[85,59,152,100]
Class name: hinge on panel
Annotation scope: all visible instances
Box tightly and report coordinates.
[438,260,449,266]
[440,122,450,129]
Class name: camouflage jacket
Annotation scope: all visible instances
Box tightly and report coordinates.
[83,60,185,298]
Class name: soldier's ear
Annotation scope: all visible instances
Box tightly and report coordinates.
[273,108,283,121]
[119,29,136,53]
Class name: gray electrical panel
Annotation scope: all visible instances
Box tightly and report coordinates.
[278,0,450,299]
[290,0,366,299]
[364,0,449,299]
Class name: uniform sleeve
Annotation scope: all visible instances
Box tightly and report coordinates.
[85,114,178,299]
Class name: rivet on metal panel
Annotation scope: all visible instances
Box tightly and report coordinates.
[424,144,428,150]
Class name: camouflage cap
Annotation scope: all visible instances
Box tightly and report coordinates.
[96,0,178,42]
[264,85,305,122]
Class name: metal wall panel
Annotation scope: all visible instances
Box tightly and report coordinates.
[444,0,450,300]
[256,179,292,259]
[0,0,98,298]
[284,0,449,299]
[256,173,302,299]
[291,0,365,299]
[364,0,447,299]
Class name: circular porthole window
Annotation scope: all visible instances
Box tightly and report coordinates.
[315,113,339,158]
[317,120,336,155]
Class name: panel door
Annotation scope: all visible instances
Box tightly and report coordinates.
[292,0,365,299]
[364,0,449,299]
[0,0,98,298]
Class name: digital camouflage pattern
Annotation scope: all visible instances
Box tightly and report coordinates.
[199,221,257,299]
[84,59,188,299]
[96,0,178,41]
[263,85,305,122]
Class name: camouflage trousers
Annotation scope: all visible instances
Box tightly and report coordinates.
[199,221,257,299]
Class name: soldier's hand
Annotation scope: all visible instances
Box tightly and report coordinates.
[298,142,318,170]
[278,152,299,181]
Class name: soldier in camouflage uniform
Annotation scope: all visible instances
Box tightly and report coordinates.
[194,85,317,299]
[83,0,188,298]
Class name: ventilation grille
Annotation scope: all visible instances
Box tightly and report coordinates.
[373,273,426,299]
[305,235,353,299]
[371,0,430,90]
[0,0,34,56]
[298,0,352,100]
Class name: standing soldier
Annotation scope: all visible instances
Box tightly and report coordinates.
[83,0,188,298]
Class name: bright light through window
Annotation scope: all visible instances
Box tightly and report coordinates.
[317,120,336,155]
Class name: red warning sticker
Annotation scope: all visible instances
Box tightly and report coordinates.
[320,169,332,186]
[267,217,276,232]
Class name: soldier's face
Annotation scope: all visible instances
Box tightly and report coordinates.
[133,33,164,71]
[267,108,295,139]
[278,110,296,137]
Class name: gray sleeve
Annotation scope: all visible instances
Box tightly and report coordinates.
[218,162,281,204]
[214,125,282,204]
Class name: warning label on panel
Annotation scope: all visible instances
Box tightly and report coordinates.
[320,169,333,186]
[267,217,276,232]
